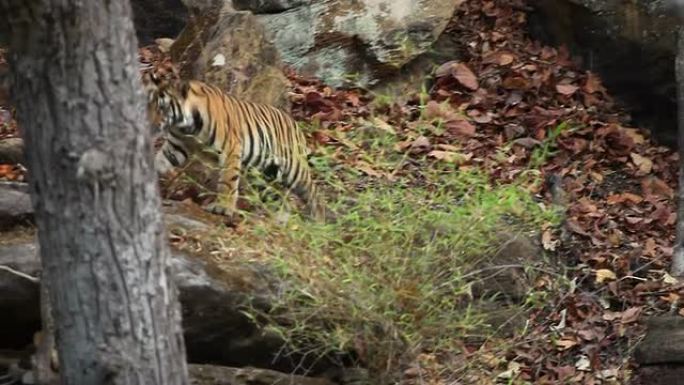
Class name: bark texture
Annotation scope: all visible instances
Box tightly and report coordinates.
[0,0,189,384]
[673,26,684,276]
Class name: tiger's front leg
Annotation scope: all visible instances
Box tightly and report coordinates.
[204,147,242,220]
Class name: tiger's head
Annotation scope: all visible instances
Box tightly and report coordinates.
[141,72,195,136]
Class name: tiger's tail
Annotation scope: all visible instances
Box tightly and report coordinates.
[291,170,328,222]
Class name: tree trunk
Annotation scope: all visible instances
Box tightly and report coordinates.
[673,25,684,277]
[0,1,189,384]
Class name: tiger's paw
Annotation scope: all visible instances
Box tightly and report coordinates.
[204,203,239,225]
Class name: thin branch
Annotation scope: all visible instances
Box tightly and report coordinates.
[0,264,39,282]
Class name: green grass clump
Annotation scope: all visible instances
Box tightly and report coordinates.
[243,167,558,380]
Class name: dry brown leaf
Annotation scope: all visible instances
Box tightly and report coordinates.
[371,117,396,134]
[644,238,658,258]
[434,60,458,78]
[446,119,476,137]
[513,137,541,149]
[502,76,530,90]
[595,269,617,283]
[555,338,578,351]
[435,143,461,152]
[424,100,459,121]
[603,311,621,321]
[541,230,558,251]
[399,136,432,154]
[620,307,641,324]
[622,192,644,203]
[641,176,674,199]
[583,72,605,94]
[451,63,479,90]
[483,51,516,66]
[630,152,653,174]
[556,83,579,95]
[355,161,383,178]
[428,150,472,164]
[624,128,645,144]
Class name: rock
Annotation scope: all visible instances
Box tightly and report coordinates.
[464,232,545,338]
[135,0,465,97]
[1,355,338,385]
[130,0,189,45]
[635,316,684,365]
[155,38,176,53]
[0,184,33,230]
[633,365,684,385]
[635,315,684,385]
[232,0,305,13]
[188,364,335,385]
[0,210,344,375]
[180,0,226,13]
[255,0,465,88]
[471,232,542,302]
[528,0,679,147]
[0,137,25,164]
[171,7,291,109]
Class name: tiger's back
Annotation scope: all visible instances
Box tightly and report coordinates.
[145,74,325,221]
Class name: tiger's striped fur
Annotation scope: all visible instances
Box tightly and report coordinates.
[143,73,325,221]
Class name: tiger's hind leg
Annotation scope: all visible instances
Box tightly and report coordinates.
[204,145,242,220]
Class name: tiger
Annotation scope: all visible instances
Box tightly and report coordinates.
[142,72,326,222]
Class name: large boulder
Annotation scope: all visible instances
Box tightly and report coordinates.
[254,0,465,88]
[136,0,465,97]
[528,0,679,147]
[170,4,292,110]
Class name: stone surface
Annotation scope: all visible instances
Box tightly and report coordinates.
[528,0,680,147]
[232,0,306,13]
[0,137,25,164]
[0,184,33,230]
[0,209,344,375]
[633,364,684,385]
[188,364,335,385]
[635,316,684,365]
[181,0,227,13]
[466,232,544,337]
[256,0,464,88]
[134,0,465,95]
[171,8,291,109]
[471,232,542,302]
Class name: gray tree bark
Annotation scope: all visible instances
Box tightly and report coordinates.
[673,25,684,277]
[0,1,190,384]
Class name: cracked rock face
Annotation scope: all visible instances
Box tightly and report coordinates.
[136,0,464,92]
[254,0,465,88]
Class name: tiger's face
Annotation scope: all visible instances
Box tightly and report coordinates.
[142,72,196,138]
[142,72,175,133]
